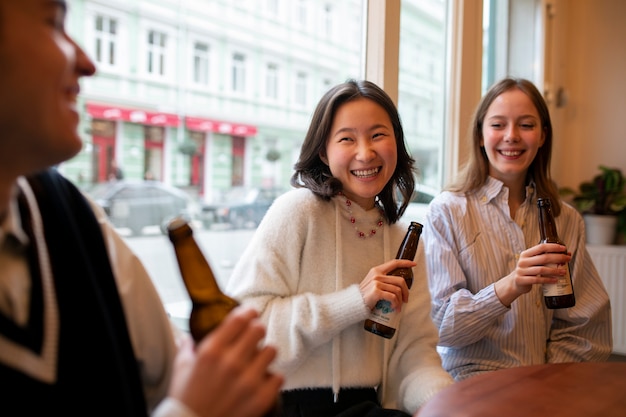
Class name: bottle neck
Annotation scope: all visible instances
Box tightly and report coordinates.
[396,224,423,260]
[168,221,224,299]
[538,205,560,243]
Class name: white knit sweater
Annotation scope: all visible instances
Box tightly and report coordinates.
[227,188,453,414]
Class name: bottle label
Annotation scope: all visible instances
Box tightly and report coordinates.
[542,263,574,296]
[367,299,399,328]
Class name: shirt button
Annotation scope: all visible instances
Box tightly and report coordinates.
[536,300,541,307]
[515,253,520,260]
[481,196,487,203]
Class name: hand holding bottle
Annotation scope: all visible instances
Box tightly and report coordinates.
[536,198,575,308]
[167,306,283,417]
[358,258,415,311]
[494,243,571,307]
[364,221,423,338]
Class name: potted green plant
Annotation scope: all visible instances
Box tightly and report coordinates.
[560,165,626,245]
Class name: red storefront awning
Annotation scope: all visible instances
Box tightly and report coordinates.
[86,103,180,127]
[185,116,257,137]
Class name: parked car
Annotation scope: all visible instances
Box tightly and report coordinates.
[202,187,285,229]
[401,184,439,225]
[88,180,197,236]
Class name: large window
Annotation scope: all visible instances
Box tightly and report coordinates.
[65,0,485,324]
[482,0,545,92]
[398,0,448,190]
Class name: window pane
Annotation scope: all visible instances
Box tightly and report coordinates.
[193,42,210,85]
[266,63,278,99]
[147,30,167,76]
[94,14,118,68]
[66,1,365,321]
[398,0,448,191]
[295,72,308,106]
[231,53,246,92]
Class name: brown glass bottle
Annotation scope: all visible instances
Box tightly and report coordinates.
[167,217,240,341]
[167,217,280,417]
[537,198,575,309]
[364,221,423,338]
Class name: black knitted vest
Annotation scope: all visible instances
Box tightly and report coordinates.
[0,169,148,416]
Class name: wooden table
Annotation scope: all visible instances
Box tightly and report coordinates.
[417,362,626,417]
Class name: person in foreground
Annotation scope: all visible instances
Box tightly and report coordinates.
[0,1,282,416]
[227,79,453,417]
[424,77,612,381]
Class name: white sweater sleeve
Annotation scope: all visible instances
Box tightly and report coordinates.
[226,190,371,374]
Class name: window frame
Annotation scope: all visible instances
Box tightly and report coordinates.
[147,29,167,77]
[192,41,211,86]
[230,51,248,95]
[84,4,128,75]
[365,0,483,185]
[94,14,117,66]
[294,71,309,107]
[264,62,280,101]
[139,20,176,81]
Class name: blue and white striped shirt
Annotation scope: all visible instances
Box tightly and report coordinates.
[424,176,612,380]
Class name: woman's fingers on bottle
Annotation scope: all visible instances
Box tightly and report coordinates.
[522,247,570,267]
[539,263,567,278]
[376,282,407,310]
[387,259,417,272]
[543,251,571,265]
[360,266,411,309]
[540,242,568,254]
[527,243,565,257]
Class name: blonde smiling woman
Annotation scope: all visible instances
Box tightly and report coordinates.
[424,78,612,382]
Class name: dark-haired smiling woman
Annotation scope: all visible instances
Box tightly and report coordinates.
[228,79,453,417]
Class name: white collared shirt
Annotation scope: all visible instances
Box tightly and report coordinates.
[424,176,613,380]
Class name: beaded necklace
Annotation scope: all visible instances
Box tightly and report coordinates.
[340,193,384,239]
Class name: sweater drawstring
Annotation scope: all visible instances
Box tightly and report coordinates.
[379,225,391,406]
[332,198,342,402]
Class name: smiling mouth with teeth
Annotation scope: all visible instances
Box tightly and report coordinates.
[352,167,380,178]
[500,150,523,157]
